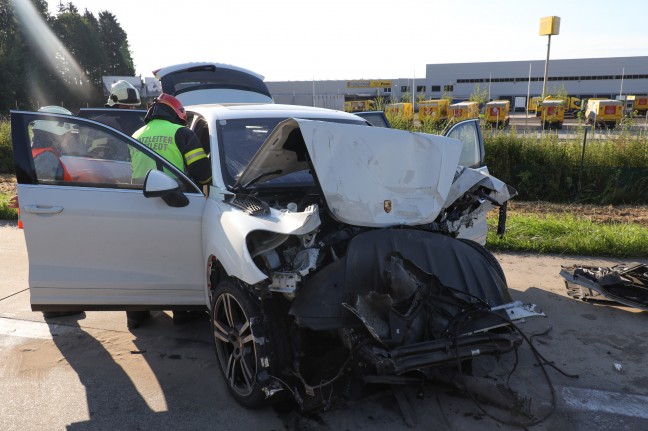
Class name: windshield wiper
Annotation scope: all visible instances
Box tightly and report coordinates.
[235,169,283,191]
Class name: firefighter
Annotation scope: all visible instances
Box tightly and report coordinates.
[126,93,212,329]
[105,79,142,110]
[131,93,211,185]
[31,105,75,182]
[92,79,143,135]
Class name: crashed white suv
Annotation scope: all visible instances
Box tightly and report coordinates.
[11,63,535,411]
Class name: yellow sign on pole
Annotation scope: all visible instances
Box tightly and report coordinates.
[539,16,560,36]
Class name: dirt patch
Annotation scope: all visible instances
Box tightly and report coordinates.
[508,201,648,227]
[0,174,16,195]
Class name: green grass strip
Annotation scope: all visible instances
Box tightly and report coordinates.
[487,213,648,258]
[0,192,18,220]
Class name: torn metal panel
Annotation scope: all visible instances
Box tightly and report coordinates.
[560,263,648,311]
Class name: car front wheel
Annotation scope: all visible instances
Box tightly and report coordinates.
[211,279,267,408]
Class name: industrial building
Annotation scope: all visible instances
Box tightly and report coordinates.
[265,56,648,112]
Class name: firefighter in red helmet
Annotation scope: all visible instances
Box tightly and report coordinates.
[131,93,211,185]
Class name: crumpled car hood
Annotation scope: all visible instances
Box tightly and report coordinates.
[236,118,499,227]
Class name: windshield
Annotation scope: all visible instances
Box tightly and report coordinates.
[217,117,366,189]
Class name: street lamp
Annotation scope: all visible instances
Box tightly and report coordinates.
[539,16,560,100]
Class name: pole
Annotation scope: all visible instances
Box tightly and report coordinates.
[577,127,588,198]
[619,67,624,98]
[412,70,415,111]
[542,34,552,99]
[488,73,491,101]
[312,75,315,107]
[526,63,532,129]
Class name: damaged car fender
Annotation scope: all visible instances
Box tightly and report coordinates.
[203,193,321,285]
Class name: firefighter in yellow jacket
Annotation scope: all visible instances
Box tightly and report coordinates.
[128,93,212,329]
[131,93,211,186]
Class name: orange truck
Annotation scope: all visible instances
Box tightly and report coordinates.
[417,99,449,123]
[449,101,479,121]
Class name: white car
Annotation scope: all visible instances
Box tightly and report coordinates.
[11,63,538,411]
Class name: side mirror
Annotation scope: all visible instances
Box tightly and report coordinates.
[143,170,189,208]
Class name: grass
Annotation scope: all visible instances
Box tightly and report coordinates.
[487,212,648,258]
[0,192,18,220]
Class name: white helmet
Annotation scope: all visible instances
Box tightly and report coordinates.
[32,105,74,135]
[106,80,141,107]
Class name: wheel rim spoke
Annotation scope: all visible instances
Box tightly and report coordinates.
[238,319,250,336]
[223,294,235,328]
[240,333,254,345]
[240,357,254,387]
[213,320,229,342]
[226,352,236,387]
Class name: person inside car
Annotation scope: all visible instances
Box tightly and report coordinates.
[31,105,75,182]
[89,80,144,162]
[127,93,212,329]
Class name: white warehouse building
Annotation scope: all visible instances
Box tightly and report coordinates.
[265,56,648,112]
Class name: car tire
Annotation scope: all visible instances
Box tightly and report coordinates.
[457,238,509,293]
[210,278,274,408]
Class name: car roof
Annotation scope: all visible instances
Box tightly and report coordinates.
[187,103,365,122]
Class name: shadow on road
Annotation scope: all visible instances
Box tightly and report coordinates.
[45,312,279,430]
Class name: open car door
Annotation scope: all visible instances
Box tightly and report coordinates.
[11,111,207,312]
[443,119,485,168]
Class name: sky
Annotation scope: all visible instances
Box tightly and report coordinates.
[46,0,648,82]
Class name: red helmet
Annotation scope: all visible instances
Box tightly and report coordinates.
[154,93,187,125]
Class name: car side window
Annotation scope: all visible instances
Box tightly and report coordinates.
[28,116,194,191]
[446,121,482,168]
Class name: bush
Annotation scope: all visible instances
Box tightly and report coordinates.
[0,121,13,174]
[483,129,648,204]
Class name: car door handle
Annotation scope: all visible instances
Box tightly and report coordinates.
[24,205,64,214]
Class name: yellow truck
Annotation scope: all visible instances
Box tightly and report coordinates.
[417,99,449,123]
[529,97,542,114]
[449,101,479,121]
[538,96,581,116]
[485,100,510,127]
[634,95,648,115]
[385,103,413,121]
[344,100,374,113]
[538,99,565,129]
[585,99,623,128]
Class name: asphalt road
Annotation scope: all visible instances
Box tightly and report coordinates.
[1,222,648,431]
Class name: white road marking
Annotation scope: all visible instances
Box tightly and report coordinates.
[560,386,648,419]
[0,316,72,340]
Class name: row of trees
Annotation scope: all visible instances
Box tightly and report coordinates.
[0,0,135,114]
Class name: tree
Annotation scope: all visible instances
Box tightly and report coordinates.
[98,11,134,76]
[0,1,136,113]
[469,83,489,107]
[0,0,51,111]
